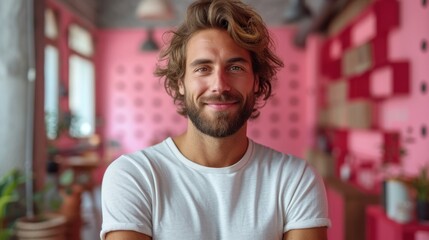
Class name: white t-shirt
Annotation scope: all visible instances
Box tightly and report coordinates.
[100,138,330,240]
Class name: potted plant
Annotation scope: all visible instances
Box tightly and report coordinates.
[0,168,67,240]
[0,169,25,240]
[412,166,429,222]
[12,165,84,240]
[14,175,67,240]
[14,166,84,240]
[58,169,84,240]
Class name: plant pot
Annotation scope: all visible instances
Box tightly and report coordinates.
[59,184,83,240]
[416,200,429,222]
[15,213,67,240]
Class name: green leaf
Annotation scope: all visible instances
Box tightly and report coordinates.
[0,229,13,240]
[59,169,74,186]
[0,195,17,218]
[0,170,24,196]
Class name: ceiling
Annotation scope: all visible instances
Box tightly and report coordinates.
[93,0,355,47]
[97,0,291,29]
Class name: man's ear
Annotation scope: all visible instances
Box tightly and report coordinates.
[179,79,185,95]
[253,76,259,93]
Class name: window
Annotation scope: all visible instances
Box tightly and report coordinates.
[43,3,96,140]
[44,7,60,140]
[69,55,95,137]
[44,8,58,40]
[68,23,95,138]
[44,45,59,139]
[68,24,94,57]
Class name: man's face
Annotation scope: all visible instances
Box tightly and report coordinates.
[180,28,257,138]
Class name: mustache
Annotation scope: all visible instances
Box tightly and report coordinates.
[199,92,243,103]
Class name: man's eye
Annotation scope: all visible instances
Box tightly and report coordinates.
[230,65,243,71]
[195,67,208,72]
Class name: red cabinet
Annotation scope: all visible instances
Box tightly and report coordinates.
[366,205,429,240]
[325,178,380,240]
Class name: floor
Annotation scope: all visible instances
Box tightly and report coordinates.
[81,186,102,240]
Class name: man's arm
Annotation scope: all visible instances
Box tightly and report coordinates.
[106,230,152,240]
[283,227,327,240]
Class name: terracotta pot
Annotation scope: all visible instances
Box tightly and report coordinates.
[59,185,83,240]
[15,213,67,240]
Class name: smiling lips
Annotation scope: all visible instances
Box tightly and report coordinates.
[204,101,239,110]
[200,93,242,111]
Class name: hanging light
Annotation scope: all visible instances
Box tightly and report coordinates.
[136,0,174,20]
[135,0,174,52]
[141,28,159,51]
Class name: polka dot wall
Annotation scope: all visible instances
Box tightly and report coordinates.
[97,29,186,156]
[384,0,429,173]
[107,58,183,151]
[248,26,309,157]
[105,57,186,154]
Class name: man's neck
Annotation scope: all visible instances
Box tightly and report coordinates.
[172,124,249,168]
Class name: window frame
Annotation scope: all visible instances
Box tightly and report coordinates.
[43,0,97,139]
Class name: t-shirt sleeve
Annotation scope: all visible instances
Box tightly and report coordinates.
[283,158,331,232]
[100,154,153,240]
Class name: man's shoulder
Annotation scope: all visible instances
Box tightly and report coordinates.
[108,138,173,169]
[124,137,172,157]
[251,142,322,188]
[251,140,308,167]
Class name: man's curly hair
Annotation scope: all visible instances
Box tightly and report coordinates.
[155,0,284,119]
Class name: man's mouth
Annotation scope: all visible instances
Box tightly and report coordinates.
[199,93,242,110]
[204,101,238,110]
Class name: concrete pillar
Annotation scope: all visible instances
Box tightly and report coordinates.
[0,0,31,176]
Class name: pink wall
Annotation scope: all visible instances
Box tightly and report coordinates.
[248,26,309,157]
[96,28,186,157]
[317,0,429,188]
[384,0,429,174]
[96,26,312,160]
[350,0,429,176]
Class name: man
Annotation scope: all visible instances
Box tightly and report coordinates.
[100,0,330,239]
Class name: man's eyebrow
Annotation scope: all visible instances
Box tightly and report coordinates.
[189,57,250,67]
[189,59,212,67]
[226,57,250,64]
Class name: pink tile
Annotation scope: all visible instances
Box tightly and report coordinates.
[370,66,393,97]
[352,13,377,46]
[330,39,342,60]
[348,130,383,160]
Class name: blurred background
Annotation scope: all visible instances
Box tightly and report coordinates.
[0,0,428,239]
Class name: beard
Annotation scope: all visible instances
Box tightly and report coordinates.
[184,91,255,138]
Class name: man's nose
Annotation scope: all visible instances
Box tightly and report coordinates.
[211,70,231,93]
